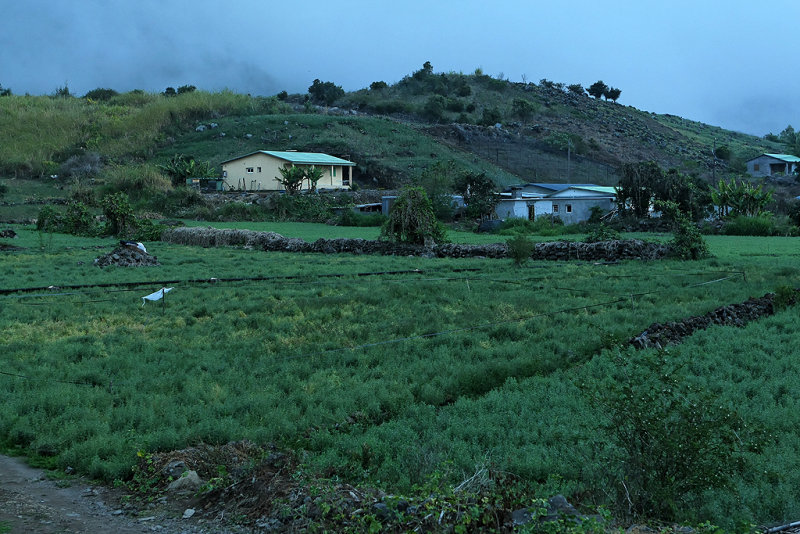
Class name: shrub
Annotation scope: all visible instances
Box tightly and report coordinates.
[36,205,64,232]
[101,192,135,237]
[597,353,747,521]
[506,235,534,266]
[381,186,447,245]
[670,215,710,260]
[369,81,388,91]
[83,88,118,101]
[722,215,776,236]
[422,96,446,122]
[63,202,97,236]
[102,164,173,200]
[480,106,502,126]
[584,224,621,243]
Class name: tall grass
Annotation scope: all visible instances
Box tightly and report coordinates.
[0,91,289,177]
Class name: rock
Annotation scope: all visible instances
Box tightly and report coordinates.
[545,494,579,521]
[512,508,532,526]
[166,470,203,493]
[182,508,195,519]
[195,125,207,132]
[162,460,186,478]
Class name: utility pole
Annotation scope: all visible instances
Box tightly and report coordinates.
[712,137,717,182]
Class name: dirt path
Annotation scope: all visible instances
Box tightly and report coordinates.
[0,455,241,534]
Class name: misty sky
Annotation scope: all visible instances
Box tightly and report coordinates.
[2,0,798,136]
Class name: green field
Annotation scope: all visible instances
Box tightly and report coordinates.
[1,224,799,527]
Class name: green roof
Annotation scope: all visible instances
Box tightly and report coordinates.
[763,153,800,163]
[570,185,617,195]
[221,151,356,166]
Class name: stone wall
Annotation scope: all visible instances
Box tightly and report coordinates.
[162,227,672,261]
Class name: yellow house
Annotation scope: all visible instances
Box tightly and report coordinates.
[220,150,356,191]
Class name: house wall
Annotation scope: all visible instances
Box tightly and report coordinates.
[222,153,349,191]
[495,199,553,220]
[549,198,614,224]
[747,156,796,178]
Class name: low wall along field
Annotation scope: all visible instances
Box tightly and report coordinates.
[162,227,672,261]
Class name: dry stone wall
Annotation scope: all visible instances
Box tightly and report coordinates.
[162,227,671,261]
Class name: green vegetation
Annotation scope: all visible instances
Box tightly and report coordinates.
[1,226,799,528]
[380,186,447,244]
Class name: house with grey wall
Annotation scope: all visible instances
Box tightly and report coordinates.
[746,154,800,178]
[495,183,616,224]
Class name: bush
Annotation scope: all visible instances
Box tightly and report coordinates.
[381,186,447,245]
[597,353,747,521]
[101,164,173,200]
[584,224,621,243]
[506,235,534,266]
[101,192,135,237]
[670,217,710,259]
[36,205,64,232]
[722,215,777,236]
[63,202,97,236]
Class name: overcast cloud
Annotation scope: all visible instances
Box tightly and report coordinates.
[2,0,798,136]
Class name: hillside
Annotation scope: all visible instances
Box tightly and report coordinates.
[0,65,791,204]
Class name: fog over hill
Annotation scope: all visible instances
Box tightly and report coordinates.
[2,0,799,136]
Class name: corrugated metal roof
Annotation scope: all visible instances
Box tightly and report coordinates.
[220,151,356,166]
[763,153,800,163]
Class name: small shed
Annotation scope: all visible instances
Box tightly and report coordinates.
[746,154,800,178]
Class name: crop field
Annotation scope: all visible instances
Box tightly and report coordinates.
[1,224,800,527]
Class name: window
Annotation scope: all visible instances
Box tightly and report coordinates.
[566,204,572,213]
[753,163,760,172]
[553,204,559,213]
[246,167,254,173]
[257,167,262,173]
[222,171,227,177]
[333,167,337,178]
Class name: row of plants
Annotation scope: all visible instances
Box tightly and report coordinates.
[2,228,798,527]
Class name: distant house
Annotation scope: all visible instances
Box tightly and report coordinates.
[220,150,356,191]
[495,183,616,224]
[745,154,800,178]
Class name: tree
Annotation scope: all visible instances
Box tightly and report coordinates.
[422,95,446,122]
[276,165,305,195]
[604,87,621,102]
[511,98,537,122]
[711,178,773,218]
[567,83,585,96]
[304,165,325,193]
[454,171,498,220]
[158,154,216,186]
[369,80,388,91]
[616,161,659,218]
[276,90,288,101]
[480,106,502,126]
[587,80,608,99]
[0,84,12,97]
[415,160,458,220]
[381,186,447,245]
[83,88,118,101]
[163,87,177,97]
[101,192,135,237]
[308,79,345,106]
[177,84,197,94]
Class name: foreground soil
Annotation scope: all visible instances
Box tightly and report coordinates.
[0,454,243,534]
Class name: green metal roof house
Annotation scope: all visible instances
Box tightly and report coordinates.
[220,150,356,191]
[746,154,800,178]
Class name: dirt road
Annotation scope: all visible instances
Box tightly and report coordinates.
[0,455,240,534]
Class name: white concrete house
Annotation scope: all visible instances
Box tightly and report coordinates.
[495,183,616,224]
